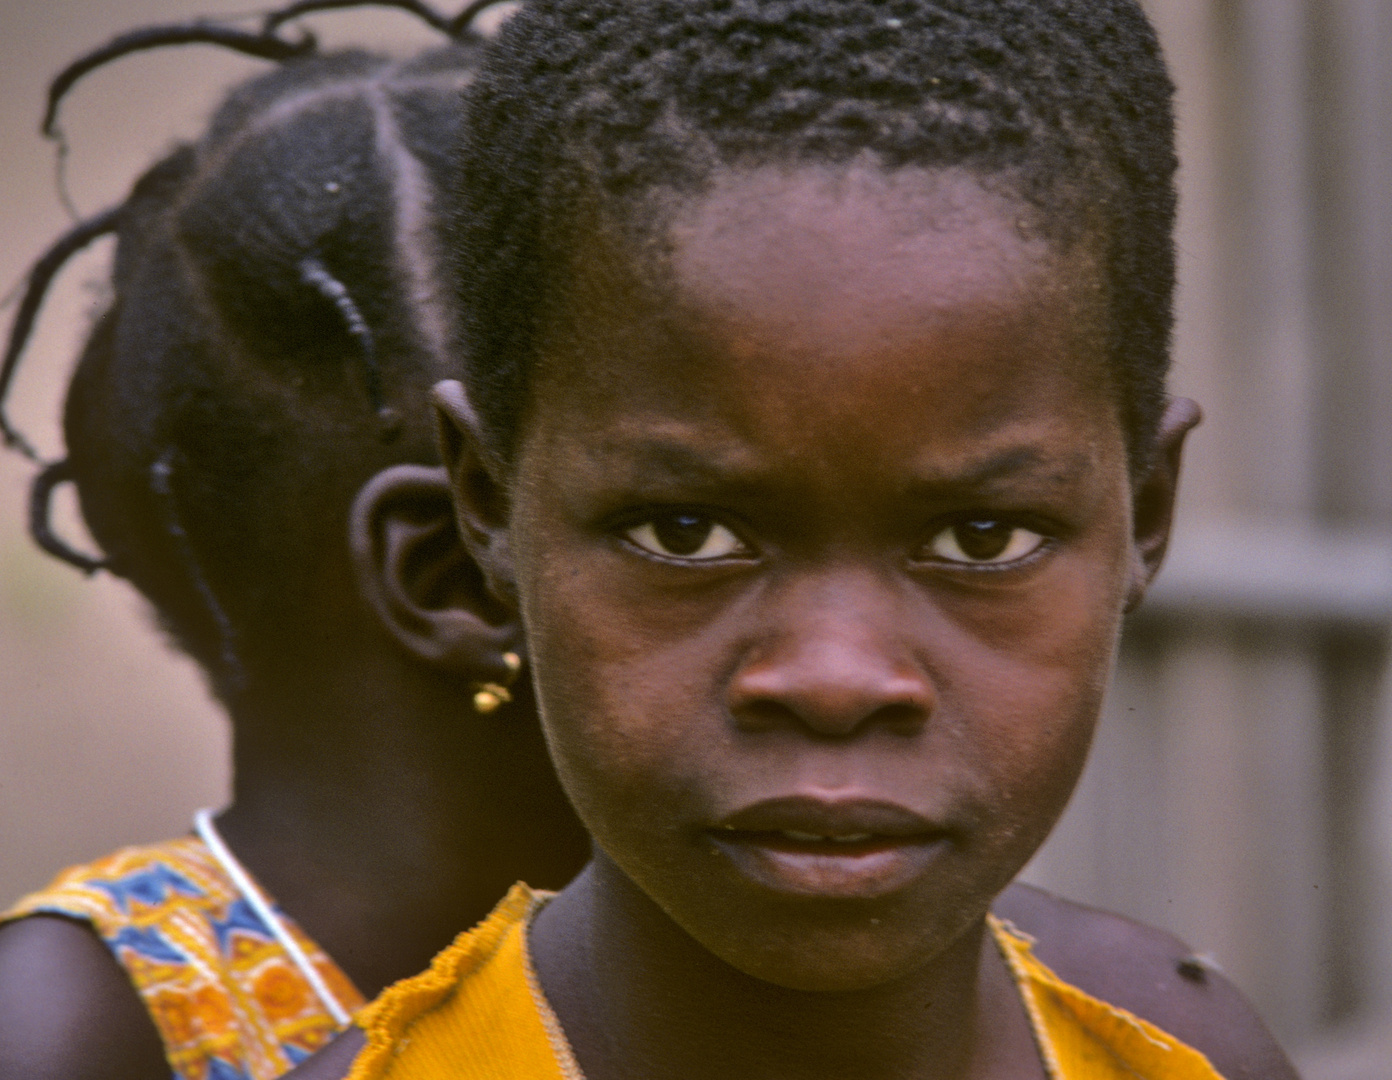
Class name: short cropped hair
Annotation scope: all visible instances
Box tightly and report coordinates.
[450,0,1177,473]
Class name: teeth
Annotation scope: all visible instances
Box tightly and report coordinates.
[779,830,874,844]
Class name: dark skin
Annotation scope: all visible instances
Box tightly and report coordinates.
[0,464,591,1080]
[289,163,1296,1080]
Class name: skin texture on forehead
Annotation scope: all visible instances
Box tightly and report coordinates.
[665,164,1094,316]
[535,164,1116,458]
[663,164,1114,431]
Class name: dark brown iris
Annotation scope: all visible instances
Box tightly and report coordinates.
[652,514,715,556]
[953,521,1014,561]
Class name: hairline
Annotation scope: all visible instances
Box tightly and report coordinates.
[500,153,1134,476]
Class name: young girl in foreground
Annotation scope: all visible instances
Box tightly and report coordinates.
[0,10,588,1079]
[297,0,1300,1077]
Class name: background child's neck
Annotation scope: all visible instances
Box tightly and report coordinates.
[213,639,588,998]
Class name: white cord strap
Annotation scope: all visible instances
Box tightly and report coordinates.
[193,808,353,1028]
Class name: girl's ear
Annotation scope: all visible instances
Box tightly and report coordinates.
[349,463,520,676]
[431,379,518,610]
[1125,396,1202,613]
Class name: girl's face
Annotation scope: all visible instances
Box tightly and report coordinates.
[451,165,1169,993]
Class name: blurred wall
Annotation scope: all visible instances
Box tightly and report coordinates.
[1022,2,1392,1076]
[0,1,1388,1076]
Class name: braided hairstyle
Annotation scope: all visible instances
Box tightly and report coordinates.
[1,3,508,701]
[451,0,1177,473]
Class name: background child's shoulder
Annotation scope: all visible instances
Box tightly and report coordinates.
[0,914,170,1079]
[994,882,1300,1080]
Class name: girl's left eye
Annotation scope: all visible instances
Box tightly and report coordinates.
[924,520,1047,566]
[624,514,748,560]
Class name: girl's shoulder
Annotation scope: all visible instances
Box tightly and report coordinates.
[993,882,1300,1080]
[0,911,170,1080]
[0,838,210,1080]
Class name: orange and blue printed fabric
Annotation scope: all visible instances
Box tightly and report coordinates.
[1,836,364,1080]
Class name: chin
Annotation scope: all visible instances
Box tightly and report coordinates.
[694,911,966,994]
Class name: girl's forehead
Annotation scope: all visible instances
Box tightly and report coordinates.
[527,163,1119,465]
[550,164,1106,392]
[670,163,1043,248]
[660,164,1091,331]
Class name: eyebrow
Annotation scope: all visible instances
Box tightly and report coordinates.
[904,446,1096,495]
[582,431,1094,496]
[584,435,767,492]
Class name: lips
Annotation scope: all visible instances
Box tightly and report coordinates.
[707,796,950,899]
[779,830,874,844]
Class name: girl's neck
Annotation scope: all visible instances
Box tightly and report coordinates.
[529,858,1045,1080]
[210,656,589,997]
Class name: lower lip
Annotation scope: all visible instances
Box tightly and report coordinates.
[706,830,948,899]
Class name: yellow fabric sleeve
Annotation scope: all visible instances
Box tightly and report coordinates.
[990,915,1227,1080]
[349,883,579,1080]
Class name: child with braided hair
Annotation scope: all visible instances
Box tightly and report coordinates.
[0,5,589,1078]
[287,1,1301,1077]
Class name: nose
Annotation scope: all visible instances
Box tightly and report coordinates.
[727,572,934,738]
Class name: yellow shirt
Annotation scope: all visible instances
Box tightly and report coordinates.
[2,837,364,1080]
[348,884,1225,1080]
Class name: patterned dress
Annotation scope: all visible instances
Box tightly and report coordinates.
[1,836,364,1080]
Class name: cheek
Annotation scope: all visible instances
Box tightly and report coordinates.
[520,556,718,833]
[943,534,1131,844]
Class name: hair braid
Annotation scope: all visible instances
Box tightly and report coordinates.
[24,42,480,699]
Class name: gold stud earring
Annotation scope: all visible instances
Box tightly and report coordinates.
[472,684,511,714]
[472,651,524,715]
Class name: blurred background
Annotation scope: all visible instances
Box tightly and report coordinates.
[0,1,1388,1075]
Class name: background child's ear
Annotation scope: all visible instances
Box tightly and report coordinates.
[432,379,518,610]
[1125,397,1202,613]
[349,463,520,675]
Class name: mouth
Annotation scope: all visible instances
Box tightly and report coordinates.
[707,796,951,900]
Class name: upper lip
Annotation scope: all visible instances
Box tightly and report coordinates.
[712,795,941,838]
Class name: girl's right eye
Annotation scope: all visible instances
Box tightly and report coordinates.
[624,513,748,561]
[924,519,1047,566]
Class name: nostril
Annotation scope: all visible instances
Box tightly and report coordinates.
[732,698,806,733]
[729,684,931,738]
[871,701,927,735]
